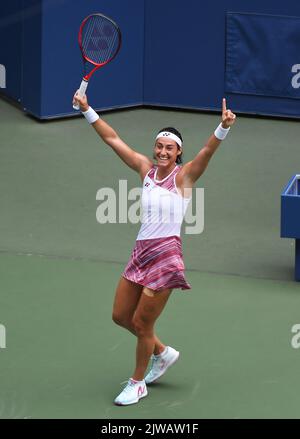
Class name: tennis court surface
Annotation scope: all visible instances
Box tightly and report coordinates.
[1,99,300,418]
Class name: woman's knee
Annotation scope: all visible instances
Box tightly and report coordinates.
[131,314,153,337]
[112,311,132,329]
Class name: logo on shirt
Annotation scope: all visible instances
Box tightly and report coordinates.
[145,182,150,187]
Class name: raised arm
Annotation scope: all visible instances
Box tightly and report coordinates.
[179,99,236,186]
[73,93,153,179]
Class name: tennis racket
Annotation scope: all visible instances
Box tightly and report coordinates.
[73,13,121,110]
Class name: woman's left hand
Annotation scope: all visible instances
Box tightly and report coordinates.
[221,98,236,128]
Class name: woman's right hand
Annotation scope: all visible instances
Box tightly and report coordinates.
[73,91,89,112]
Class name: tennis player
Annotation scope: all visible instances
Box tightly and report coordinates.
[73,92,236,405]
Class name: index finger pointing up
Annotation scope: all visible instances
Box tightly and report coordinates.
[222,98,227,113]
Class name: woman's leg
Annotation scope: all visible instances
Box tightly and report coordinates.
[112,277,165,354]
[131,287,173,381]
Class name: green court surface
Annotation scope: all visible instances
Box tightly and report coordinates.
[1,98,300,418]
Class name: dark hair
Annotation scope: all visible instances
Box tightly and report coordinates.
[157,127,183,164]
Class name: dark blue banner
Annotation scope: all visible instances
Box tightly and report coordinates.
[226,12,300,99]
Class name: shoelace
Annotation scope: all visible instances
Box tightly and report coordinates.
[119,380,138,393]
[149,357,156,368]
[149,356,160,372]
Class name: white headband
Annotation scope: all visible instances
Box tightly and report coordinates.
[155,131,182,148]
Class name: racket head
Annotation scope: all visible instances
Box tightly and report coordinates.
[78,13,121,80]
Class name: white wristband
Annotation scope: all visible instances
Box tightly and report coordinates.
[82,106,100,124]
[214,123,230,140]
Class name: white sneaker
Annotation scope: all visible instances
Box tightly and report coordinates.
[114,378,148,406]
[145,346,180,384]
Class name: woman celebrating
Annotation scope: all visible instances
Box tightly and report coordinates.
[73,93,236,405]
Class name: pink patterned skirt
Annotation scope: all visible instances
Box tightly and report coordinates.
[122,235,191,292]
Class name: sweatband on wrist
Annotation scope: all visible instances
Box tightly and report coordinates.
[214,123,230,140]
[82,106,100,124]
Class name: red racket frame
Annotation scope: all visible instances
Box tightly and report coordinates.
[78,13,122,81]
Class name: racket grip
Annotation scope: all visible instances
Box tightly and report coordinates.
[73,79,89,110]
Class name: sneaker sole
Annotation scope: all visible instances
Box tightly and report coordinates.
[114,391,148,406]
[145,351,180,385]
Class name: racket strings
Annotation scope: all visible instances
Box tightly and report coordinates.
[81,16,120,66]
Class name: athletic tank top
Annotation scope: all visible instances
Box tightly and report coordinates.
[136,165,191,240]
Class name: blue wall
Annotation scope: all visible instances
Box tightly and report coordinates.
[40,0,144,118]
[22,0,42,116]
[2,0,300,118]
[144,0,300,117]
[1,0,144,118]
[0,0,23,101]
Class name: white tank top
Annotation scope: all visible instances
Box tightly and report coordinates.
[136,165,191,241]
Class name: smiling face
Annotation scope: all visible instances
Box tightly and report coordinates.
[154,137,182,168]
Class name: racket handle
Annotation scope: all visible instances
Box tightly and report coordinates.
[73,79,89,110]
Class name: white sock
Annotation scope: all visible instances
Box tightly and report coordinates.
[130,378,144,384]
